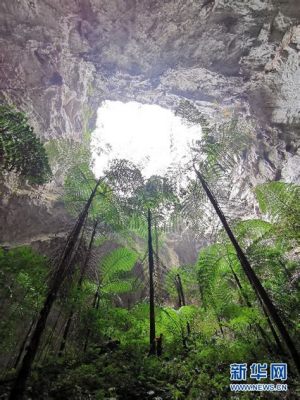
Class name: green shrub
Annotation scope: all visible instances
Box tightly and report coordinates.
[0,104,52,184]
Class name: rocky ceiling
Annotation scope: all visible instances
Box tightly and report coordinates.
[0,0,299,252]
[0,1,299,136]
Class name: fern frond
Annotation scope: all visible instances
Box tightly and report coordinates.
[100,247,139,282]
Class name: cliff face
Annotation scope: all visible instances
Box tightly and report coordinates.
[1,1,299,136]
[0,0,299,258]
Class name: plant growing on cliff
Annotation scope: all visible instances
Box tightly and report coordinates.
[0,105,51,184]
[177,101,300,374]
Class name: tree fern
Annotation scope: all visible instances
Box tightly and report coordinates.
[97,247,139,295]
[255,182,300,241]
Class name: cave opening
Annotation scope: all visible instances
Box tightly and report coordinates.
[90,100,201,178]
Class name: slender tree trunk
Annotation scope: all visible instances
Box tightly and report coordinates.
[181,325,188,350]
[59,220,98,356]
[194,168,300,374]
[254,286,285,355]
[13,319,35,370]
[58,220,88,358]
[95,290,101,310]
[175,277,182,308]
[84,281,101,353]
[9,178,102,400]
[3,315,35,377]
[154,221,162,304]
[228,262,276,355]
[37,309,63,364]
[177,274,186,305]
[216,313,225,337]
[148,208,156,355]
[9,291,58,400]
[58,312,74,357]
[176,274,191,335]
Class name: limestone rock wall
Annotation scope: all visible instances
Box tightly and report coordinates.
[0,0,299,255]
[1,1,299,137]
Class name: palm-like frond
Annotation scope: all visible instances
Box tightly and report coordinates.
[100,247,138,280]
[96,247,140,295]
[231,219,273,250]
[255,182,300,241]
[103,279,136,295]
[196,244,234,312]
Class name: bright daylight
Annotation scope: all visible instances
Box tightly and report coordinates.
[91,101,201,178]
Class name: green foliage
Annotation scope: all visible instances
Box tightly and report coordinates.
[194,237,299,355]
[106,160,178,219]
[0,246,48,306]
[103,161,180,262]
[1,103,299,399]
[0,104,52,184]
[0,246,48,355]
[45,135,91,181]
[158,305,198,346]
[233,219,273,242]
[176,103,255,240]
[17,331,296,400]
[165,266,199,306]
[105,158,144,199]
[176,100,253,180]
[1,233,299,399]
[230,192,300,330]
[255,181,300,242]
[99,247,139,294]
[63,162,130,247]
[137,175,178,211]
[196,244,233,310]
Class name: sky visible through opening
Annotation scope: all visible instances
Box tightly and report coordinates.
[91,101,201,178]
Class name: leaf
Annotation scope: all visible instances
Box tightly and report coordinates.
[100,247,139,281]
